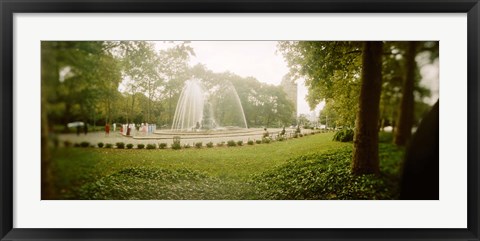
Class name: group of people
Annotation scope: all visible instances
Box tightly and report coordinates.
[104,123,157,137]
[263,126,287,138]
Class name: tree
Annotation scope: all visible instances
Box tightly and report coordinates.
[279,41,385,175]
[394,42,417,146]
[118,41,155,124]
[351,42,383,175]
[158,43,194,125]
[41,42,59,199]
[394,41,438,146]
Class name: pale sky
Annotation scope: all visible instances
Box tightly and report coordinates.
[153,41,439,118]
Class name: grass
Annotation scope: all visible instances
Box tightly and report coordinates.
[48,132,404,200]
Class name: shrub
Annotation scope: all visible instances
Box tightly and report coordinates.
[126,144,134,149]
[184,143,191,148]
[74,143,81,147]
[299,134,304,137]
[146,144,156,149]
[206,142,214,148]
[262,137,271,144]
[255,140,262,144]
[227,140,236,147]
[116,142,125,149]
[97,142,104,148]
[195,142,203,148]
[237,140,243,146]
[248,140,254,145]
[216,142,225,147]
[172,142,182,150]
[295,126,301,134]
[105,143,113,148]
[137,144,145,149]
[277,136,285,142]
[80,142,90,148]
[159,143,168,149]
[332,129,354,142]
[172,136,182,150]
[64,140,72,147]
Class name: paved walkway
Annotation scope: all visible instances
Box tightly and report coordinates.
[57,128,316,147]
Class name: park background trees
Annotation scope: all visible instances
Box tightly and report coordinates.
[278,41,439,175]
[42,41,298,135]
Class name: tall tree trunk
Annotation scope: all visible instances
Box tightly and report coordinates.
[41,44,57,199]
[41,91,52,199]
[394,42,417,146]
[352,41,383,175]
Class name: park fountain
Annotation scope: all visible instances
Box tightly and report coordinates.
[171,79,248,132]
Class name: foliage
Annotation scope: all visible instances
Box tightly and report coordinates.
[97,142,104,148]
[47,133,363,200]
[116,142,125,149]
[137,144,145,149]
[247,140,254,145]
[255,140,262,144]
[171,137,182,150]
[262,137,271,143]
[206,142,214,148]
[278,41,362,126]
[227,140,236,147]
[184,144,191,149]
[48,133,404,200]
[80,142,90,148]
[378,132,394,143]
[216,142,225,147]
[41,41,122,128]
[105,143,113,148]
[63,140,72,147]
[251,144,403,200]
[195,142,203,148]
[171,142,182,150]
[237,140,243,146]
[159,143,168,149]
[77,167,251,200]
[333,129,354,142]
[126,143,134,149]
[146,144,156,149]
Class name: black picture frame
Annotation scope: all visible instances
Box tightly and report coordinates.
[1,0,479,240]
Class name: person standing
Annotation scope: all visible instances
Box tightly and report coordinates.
[83,122,88,135]
[105,123,110,136]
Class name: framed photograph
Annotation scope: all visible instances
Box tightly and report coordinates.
[1,0,479,240]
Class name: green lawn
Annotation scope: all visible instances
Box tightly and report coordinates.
[48,132,404,200]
